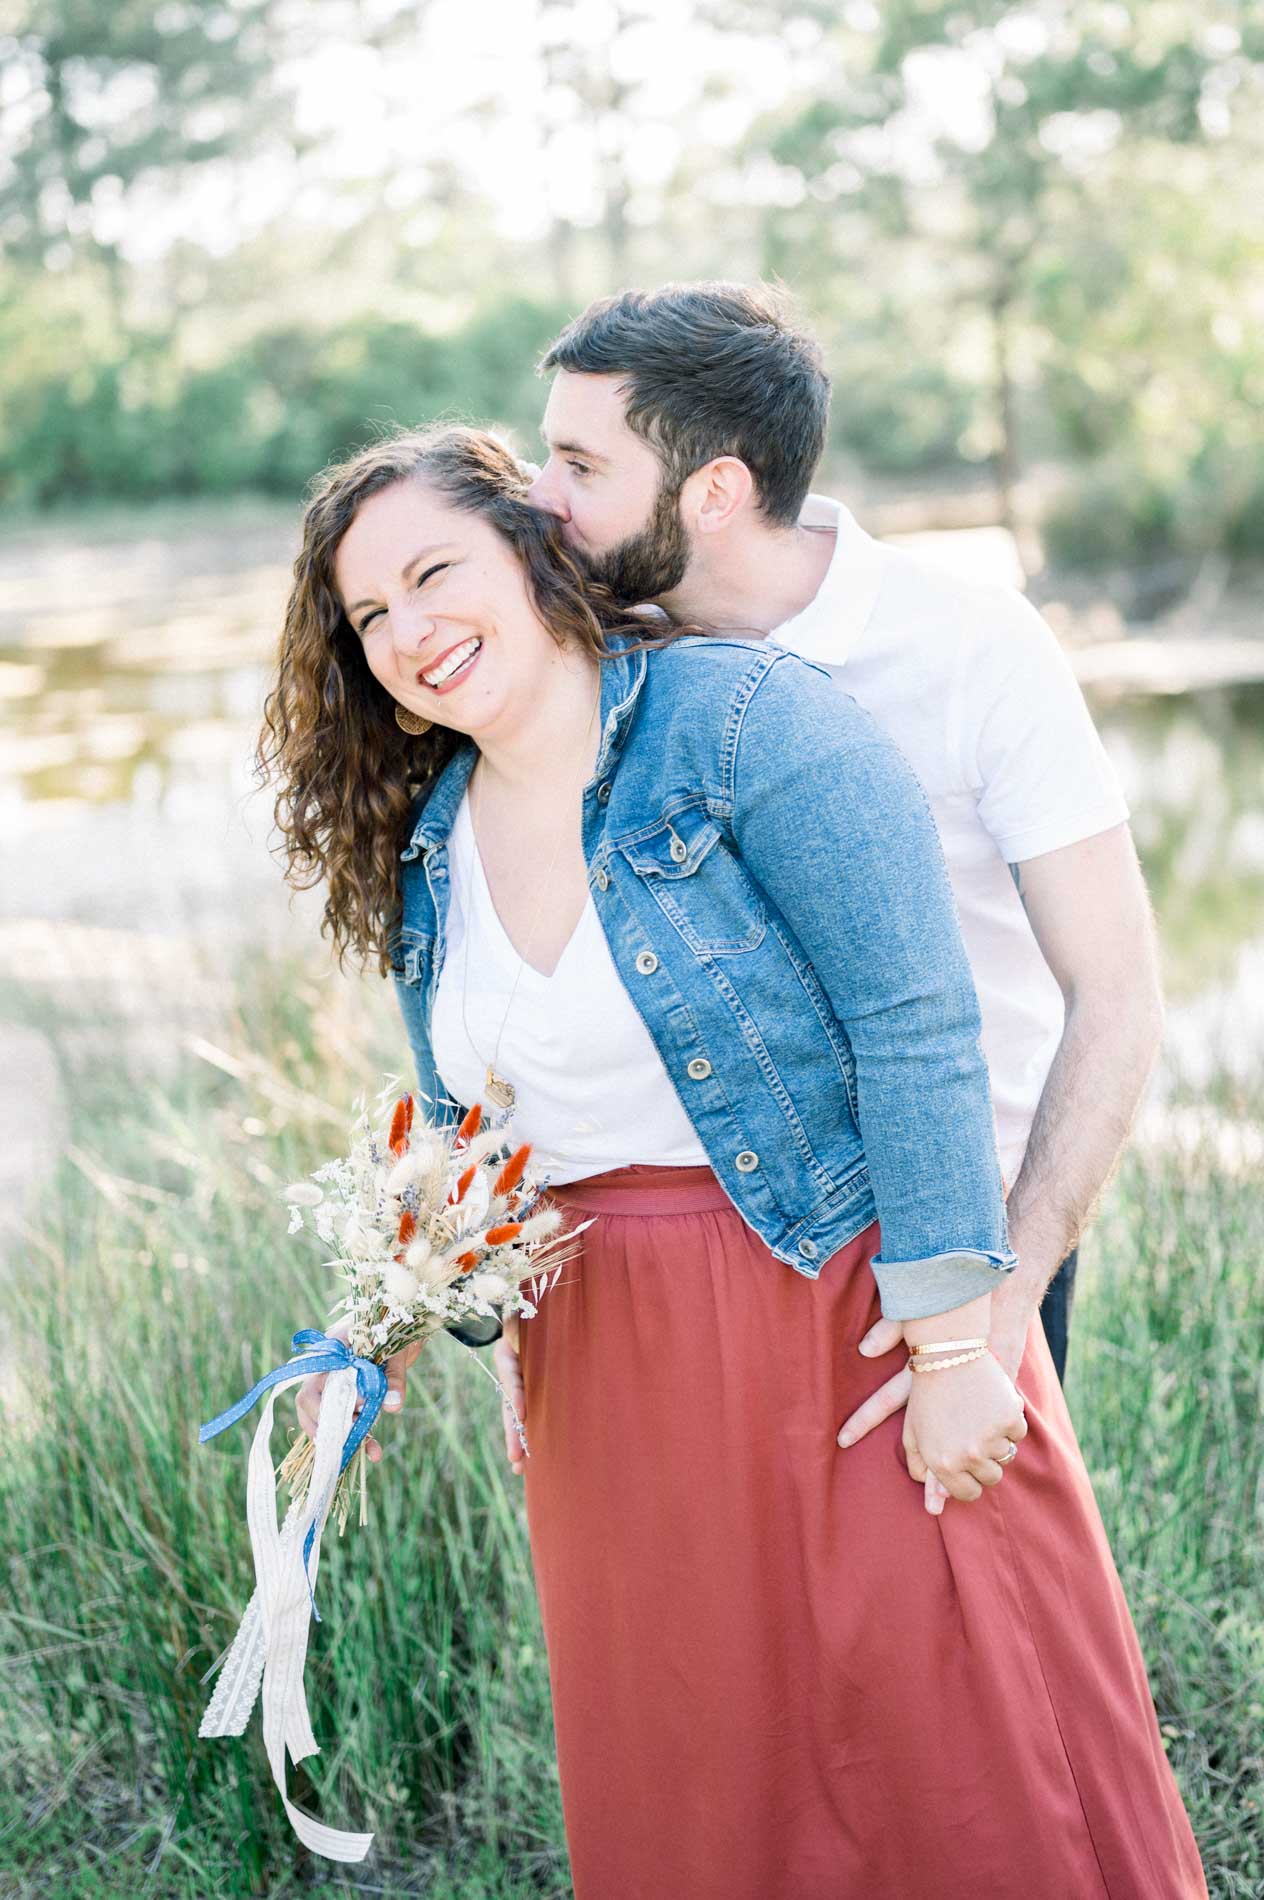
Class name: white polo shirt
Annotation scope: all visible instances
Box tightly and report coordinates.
[773,493,1129,1185]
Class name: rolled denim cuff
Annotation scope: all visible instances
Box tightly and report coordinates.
[870,1248,1017,1322]
[444,1311,504,1349]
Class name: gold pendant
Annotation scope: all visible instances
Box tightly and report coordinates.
[484,1065,515,1111]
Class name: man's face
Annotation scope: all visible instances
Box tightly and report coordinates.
[529,369,690,604]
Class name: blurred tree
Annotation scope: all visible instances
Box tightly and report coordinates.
[1,0,296,286]
[732,1,1260,561]
[539,3,646,293]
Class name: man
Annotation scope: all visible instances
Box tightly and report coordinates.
[384,281,1163,1482]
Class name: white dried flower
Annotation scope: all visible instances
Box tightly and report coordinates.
[386,1154,421,1198]
[287,1206,304,1235]
[519,1208,563,1242]
[413,1251,457,1291]
[382,1261,420,1302]
[341,1216,381,1258]
[404,1234,433,1270]
[462,1128,507,1167]
[470,1271,509,1302]
[284,1182,324,1207]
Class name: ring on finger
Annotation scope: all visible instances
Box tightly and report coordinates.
[997,1440,1018,1466]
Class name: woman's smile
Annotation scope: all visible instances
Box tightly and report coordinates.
[419,635,484,693]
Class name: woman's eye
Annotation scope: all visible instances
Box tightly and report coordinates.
[354,564,450,637]
[567,461,592,478]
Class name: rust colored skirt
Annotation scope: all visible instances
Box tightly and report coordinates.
[519,1164,1208,1900]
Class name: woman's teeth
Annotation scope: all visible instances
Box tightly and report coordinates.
[423,638,482,688]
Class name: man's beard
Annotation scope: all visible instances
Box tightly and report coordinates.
[574,478,690,607]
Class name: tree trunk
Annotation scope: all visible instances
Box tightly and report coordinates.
[990,285,1029,584]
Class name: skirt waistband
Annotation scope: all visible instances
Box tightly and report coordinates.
[546,1164,732,1216]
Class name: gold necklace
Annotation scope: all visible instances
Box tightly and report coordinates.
[459,673,603,1113]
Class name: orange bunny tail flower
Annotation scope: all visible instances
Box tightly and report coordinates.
[396,1207,417,1250]
[456,1103,483,1147]
[450,1162,477,1206]
[493,1144,532,1198]
[484,1221,521,1246]
[456,1250,479,1272]
[388,1093,414,1157]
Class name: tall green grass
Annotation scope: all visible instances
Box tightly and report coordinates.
[1065,1143,1264,1897]
[0,949,1260,1897]
[0,956,567,1898]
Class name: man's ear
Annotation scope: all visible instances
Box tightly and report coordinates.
[683,456,755,537]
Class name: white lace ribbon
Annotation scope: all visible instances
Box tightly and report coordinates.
[199,1365,373,1862]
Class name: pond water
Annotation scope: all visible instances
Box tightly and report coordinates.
[1,507,1261,1056]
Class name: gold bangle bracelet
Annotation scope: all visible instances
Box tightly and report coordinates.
[907,1336,989,1357]
[907,1347,989,1373]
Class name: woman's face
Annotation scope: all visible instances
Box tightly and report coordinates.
[333,477,565,742]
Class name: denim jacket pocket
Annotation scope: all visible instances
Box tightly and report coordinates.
[397,928,435,989]
[620,807,765,956]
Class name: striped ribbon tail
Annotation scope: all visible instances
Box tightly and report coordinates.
[198,1335,385,1862]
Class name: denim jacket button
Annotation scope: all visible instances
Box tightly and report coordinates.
[669,833,687,863]
[635,949,659,975]
[687,1057,712,1080]
[798,1237,819,1261]
[597,781,612,804]
[594,867,610,891]
[735,1150,759,1172]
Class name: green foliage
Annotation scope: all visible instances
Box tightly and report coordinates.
[746,1,1264,552]
[830,355,976,475]
[0,936,1261,1893]
[2,0,296,266]
[0,296,570,506]
[1044,435,1264,571]
[0,956,569,1896]
[1069,1148,1264,1897]
[3,0,1263,570]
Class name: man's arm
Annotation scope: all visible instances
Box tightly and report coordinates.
[840,819,1163,1475]
[994,821,1164,1340]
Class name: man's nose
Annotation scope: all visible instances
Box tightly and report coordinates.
[526,466,569,520]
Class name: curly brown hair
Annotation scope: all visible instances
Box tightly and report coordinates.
[257,423,679,975]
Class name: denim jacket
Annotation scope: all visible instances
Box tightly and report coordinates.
[391,634,1017,1324]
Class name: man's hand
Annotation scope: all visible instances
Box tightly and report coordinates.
[494,1314,525,1475]
[836,1302,1033,1515]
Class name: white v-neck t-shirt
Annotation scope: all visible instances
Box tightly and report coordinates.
[431,790,709,1183]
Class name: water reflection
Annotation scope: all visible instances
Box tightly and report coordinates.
[0,510,298,935]
[1094,681,1264,1001]
[2,512,1262,1000]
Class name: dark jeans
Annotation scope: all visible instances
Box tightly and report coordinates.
[1038,1248,1078,1386]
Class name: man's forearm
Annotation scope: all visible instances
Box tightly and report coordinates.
[999,987,1163,1313]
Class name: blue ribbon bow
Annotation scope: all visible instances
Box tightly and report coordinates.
[200,1328,388,1624]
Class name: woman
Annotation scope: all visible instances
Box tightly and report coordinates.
[266,424,1207,1900]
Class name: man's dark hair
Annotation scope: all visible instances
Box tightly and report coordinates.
[539,282,830,528]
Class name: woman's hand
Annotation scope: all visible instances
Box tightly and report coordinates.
[903,1350,1028,1504]
[493,1313,525,1475]
[294,1318,422,1464]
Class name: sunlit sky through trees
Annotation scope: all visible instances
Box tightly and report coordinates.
[14,0,1098,266]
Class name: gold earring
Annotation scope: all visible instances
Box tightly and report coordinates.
[395,704,433,736]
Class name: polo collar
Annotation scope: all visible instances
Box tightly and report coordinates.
[772,492,890,668]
